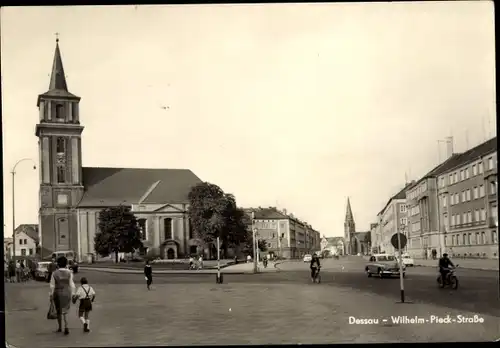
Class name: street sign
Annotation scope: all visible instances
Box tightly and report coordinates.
[391,233,407,250]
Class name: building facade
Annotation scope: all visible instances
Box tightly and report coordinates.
[36,39,208,262]
[369,222,381,254]
[377,184,412,255]
[8,225,39,258]
[320,236,345,256]
[247,207,321,259]
[437,138,497,258]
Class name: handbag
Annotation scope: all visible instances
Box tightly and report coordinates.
[47,298,57,320]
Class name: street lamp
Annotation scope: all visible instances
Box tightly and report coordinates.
[11,158,37,264]
[251,211,258,273]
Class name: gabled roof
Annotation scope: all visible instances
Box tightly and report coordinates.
[244,207,288,220]
[378,181,416,216]
[78,167,202,207]
[15,224,39,243]
[434,137,497,176]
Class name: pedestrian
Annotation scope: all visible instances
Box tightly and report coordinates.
[47,257,57,283]
[189,255,194,270]
[144,260,153,290]
[15,260,22,283]
[8,261,15,283]
[198,255,203,270]
[73,277,96,332]
[49,256,76,335]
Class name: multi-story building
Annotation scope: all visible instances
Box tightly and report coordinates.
[378,183,414,254]
[246,207,321,259]
[369,223,381,254]
[437,137,497,258]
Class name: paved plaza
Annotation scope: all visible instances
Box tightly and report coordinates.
[6,258,500,346]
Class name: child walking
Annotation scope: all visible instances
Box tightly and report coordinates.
[73,277,95,332]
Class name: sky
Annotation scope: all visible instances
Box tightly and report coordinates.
[1,3,496,238]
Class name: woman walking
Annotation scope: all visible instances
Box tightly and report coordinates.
[49,256,76,335]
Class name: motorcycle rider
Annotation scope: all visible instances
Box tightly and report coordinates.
[310,254,321,282]
[438,253,455,284]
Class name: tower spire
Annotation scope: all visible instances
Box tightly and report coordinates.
[48,36,68,91]
[345,197,354,223]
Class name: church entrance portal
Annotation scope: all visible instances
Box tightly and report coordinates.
[167,248,175,259]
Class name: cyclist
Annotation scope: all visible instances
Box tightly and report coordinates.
[438,253,455,285]
[310,254,321,282]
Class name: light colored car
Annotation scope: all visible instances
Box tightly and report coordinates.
[401,253,414,267]
[303,254,312,262]
[35,261,51,281]
[365,254,406,278]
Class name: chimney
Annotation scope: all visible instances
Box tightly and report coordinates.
[446,136,454,159]
[283,209,287,215]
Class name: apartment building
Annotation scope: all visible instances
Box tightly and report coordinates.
[369,222,381,254]
[437,137,497,258]
[246,207,321,259]
[378,183,414,254]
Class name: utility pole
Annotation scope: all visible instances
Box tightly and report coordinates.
[11,158,37,265]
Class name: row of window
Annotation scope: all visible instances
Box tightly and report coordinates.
[444,181,497,208]
[399,218,407,226]
[137,218,194,241]
[446,230,497,246]
[411,221,421,232]
[18,239,29,245]
[440,157,496,187]
[408,183,427,200]
[409,205,420,216]
[450,209,486,226]
[20,248,35,256]
[399,204,407,213]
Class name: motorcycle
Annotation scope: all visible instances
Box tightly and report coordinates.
[437,265,459,289]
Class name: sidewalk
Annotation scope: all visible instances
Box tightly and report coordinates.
[80,262,280,275]
[414,258,499,271]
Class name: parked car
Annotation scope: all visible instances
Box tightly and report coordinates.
[401,253,414,267]
[303,254,312,262]
[365,254,405,278]
[35,261,51,281]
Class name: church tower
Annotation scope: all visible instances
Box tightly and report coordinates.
[36,38,84,254]
[344,197,356,255]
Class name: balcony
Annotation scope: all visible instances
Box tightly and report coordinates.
[484,167,497,179]
[449,221,485,230]
[488,192,497,202]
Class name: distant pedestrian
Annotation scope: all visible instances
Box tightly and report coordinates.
[144,260,153,290]
[50,256,76,335]
[73,277,96,332]
[198,255,203,270]
[47,257,57,283]
[189,256,194,270]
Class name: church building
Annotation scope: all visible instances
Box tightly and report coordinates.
[36,39,205,261]
[343,198,370,255]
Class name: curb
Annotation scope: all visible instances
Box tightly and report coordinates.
[79,267,251,275]
[414,264,499,271]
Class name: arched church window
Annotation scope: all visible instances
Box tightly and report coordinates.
[56,137,66,154]
[164,218,172,240]
[57,165,66,183]
[55,104,64,120]
[138,219,147,240]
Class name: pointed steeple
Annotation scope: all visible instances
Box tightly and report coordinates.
[345,197,354,224]
[48,38,68,91]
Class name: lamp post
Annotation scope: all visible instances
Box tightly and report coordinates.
[251,211,258,273]
[11,158,37,264]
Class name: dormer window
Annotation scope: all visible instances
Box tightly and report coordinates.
[55,104,64,120]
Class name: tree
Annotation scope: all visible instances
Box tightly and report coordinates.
[94,206,143,263]
[188,182,249,257]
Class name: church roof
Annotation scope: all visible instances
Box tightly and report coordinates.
[78,167,202,207]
